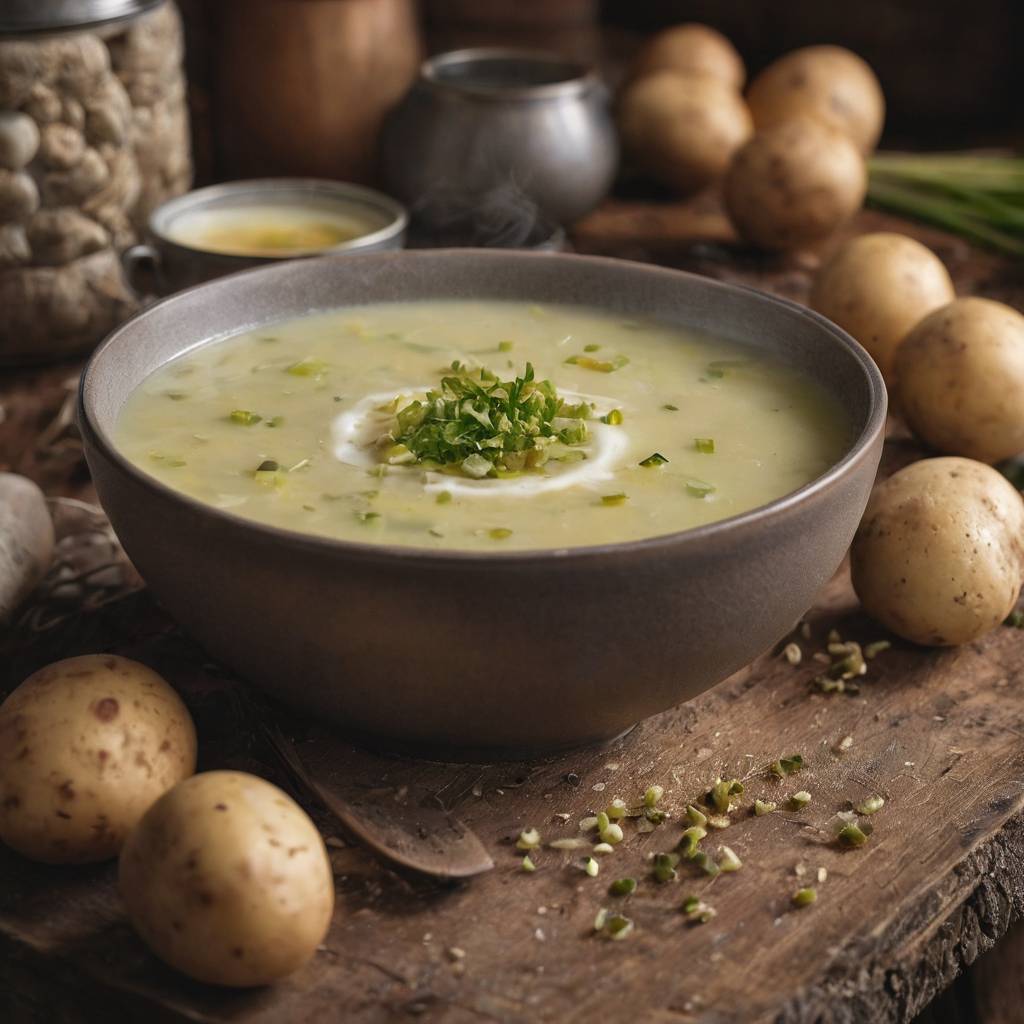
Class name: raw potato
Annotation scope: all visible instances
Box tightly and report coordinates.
[0,655,196,863]
[851,458,1024,646]
[119,771,334,987]
[0,472,55,622]
[723,118,866,250]
[632,23,745,90]
[618,71,753,193]
[896,298,1024,463]
[745,45,885,154]
[810,233,955,384]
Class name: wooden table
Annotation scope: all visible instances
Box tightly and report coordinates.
[1,196,1023,1024]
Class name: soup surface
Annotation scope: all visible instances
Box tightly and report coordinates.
[167,204,372,257]
[116,301,850,551]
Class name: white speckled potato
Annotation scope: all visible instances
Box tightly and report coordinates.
[119,770,334,987]
[851,458,1024,646]
[809,233,955,385]
[895,297,1024,464]
[631,23,746,90]
[723,118,867,251]
[0,655,196,864]
[618,71,753,194]
[745,45,885,154]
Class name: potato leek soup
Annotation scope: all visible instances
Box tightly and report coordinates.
[115,301,849,551]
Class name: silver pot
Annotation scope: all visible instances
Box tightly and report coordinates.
[379,48,618,230]
[122,178,408,298]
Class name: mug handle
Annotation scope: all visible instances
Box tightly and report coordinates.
[122,243,162,299]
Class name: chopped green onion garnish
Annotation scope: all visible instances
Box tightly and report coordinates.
[705,814,731,830]
[603,914,634,940]
[789,791,812,810]
[690,851,720,877]
[488,527,513,540]
[606,798,628,820]
[644,785,664,807]
[286,359,329,377]
[601,408,623,425]
[707,778,743,814]
[584,343,602,352]
[771,754,804,778]
[652,852,680,883]
[856,795,885,815]
[582,856,599,877]
[436,490,452,505]
[516,827,541,850]
[684,805,707,827]
[498,340,514,352]
[600,493,628,507]
[793,887,817,907]
[596,811,610,832]
[678,826,706,856]
[718,846,742,872]
[355,511,380,524]
[682,897,716,923]
[685,477,715,498]
[229,409,262,425]
[592,842,615,855]
[565,354,629,373]
[754,799,776,816]
[694,438,715,454]
[609,877,637,897]
[163,390,188,401]
[599,822,624,846]
[639,453,668,468]
[837,823,870,848]
[864,640,893,657]
[256,459,279,472]
[521,855,536,872]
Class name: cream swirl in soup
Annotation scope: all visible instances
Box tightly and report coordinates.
[115,300,850,551]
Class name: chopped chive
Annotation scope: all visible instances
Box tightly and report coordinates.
[694,437,715,454]
[856,795,885,815]
[355,511,381,524]
[603,914,634,940]
[565,354,629,373]
[229,409,262,425]
[498,340,514,352]
[686,805,707,827]
[690,850,720,877]
[584,343,602,352]
[489,527,513,540]
[652,852,680,883]
[548,837,590,850]
[837,823,870,848]
[516,827,541,850]
[286,359,329,377]
[678,826,706,856]
[639,452,668,468]
[718,846,743,872]
[771,754,804,778]
[789,791,812,810]
[644,785,664,807]
[606,798,629,820]
[609,877,637,897]
[582,856,599,877]
[682,897,716,923]
[705,814,731,830]
[599,822,624,846]
[793,887,817,907]
[592,842,615,855]
[521,855,536,872]
[436,490,452,505]
[685,477,715,498]
[601,408,623,425]
[754,799,776,816]
[600,493,628,507]
[662,403,679,411]
[681,895,700,914]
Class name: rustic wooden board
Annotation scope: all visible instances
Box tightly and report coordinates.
[1,199,1023,1024]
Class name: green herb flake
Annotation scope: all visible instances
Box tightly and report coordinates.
[609,877,637,897]
[489,527,513,541]
[435,490,453,505]
[686,805,707,827]
[789,791,812,810]
[286,359,329,377]
[864,639,893,657]
[837,823,870,848]
[690,850,721,877]
[601,408,624,425]
[603,914,634,940]
[355,511,381,524]
[652,852,680,883]
[229,409,262,426]
[498,340,514,352]
[644,785,664,807]
[606,797,629,820]
[599,822,624,846]
[639,452,669,468]
[582,856,600,878]
[682,897,716,924]
[678,826,706,857]
[584,343,602,352]
[771,754,804,778]
[685,477,715,498]
[565,354,629,373]
[754,799,777,816]
[149,453,187,468]
[694,437,715,454]
[516,827,541,851]
[793,887,817,907]
[856,795,885,815]
[521,855,536,872]
[717,845,742,872]
[601,493,628,507]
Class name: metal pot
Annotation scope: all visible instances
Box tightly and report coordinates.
[379,48,618,229]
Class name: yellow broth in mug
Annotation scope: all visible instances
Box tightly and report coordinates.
[115,301,850,551]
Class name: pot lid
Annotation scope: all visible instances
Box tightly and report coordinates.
[0,0,163,36]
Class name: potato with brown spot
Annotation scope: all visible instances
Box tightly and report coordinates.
[0,654,196,863]
[895,297,1024,464]
[618,70,753,194]
[119,771,334,987]
[810,233,955,386]
[723,118,866,251]
[851,458,1024,646]
[745,45,885,154]
[631,23,745,90]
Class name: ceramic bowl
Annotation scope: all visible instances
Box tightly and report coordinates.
[79,250,886,755]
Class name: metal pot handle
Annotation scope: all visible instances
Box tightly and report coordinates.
[122,243,162,299]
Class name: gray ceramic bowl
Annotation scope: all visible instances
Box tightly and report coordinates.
[79,250,886,755]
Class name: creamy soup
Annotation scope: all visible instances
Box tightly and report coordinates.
[116,301,850,551]
[167,204,371,257]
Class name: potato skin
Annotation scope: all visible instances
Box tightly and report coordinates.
[632,23,746,90]
[895,297,1024,464]
[0,655,196,864]
[745,45,885,154]
[618,71,753,194]
[723,118,866,250]
[119,771,334,987]
[851,458,1024,646]
[810,233,955,384]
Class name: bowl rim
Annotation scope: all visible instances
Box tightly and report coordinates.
[144,178,410,262]
[79,249,887,568]
[419,47,601,102]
